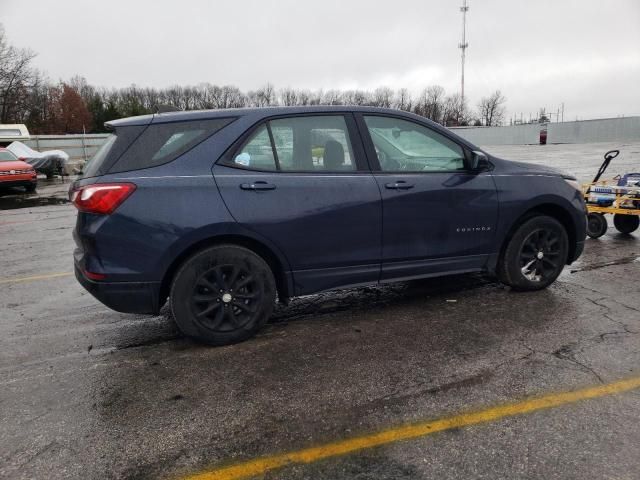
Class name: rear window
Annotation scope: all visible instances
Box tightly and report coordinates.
[0,129,22,137]
[82,126,145,178]
[82,117,234,178]
[0,150,18,161]
[109,118,234,174]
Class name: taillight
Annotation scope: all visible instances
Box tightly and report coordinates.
[83,269,107,281]
[71,183,136,215]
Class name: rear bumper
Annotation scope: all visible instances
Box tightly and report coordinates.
[74,264,161,314]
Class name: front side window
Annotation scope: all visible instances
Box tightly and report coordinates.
[231,115,356,172]
[364,116,466,172]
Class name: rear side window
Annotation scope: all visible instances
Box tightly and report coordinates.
[228,115,356,172]
[109,118,234,174]
[233,125,277,171]
[271,116,355,171]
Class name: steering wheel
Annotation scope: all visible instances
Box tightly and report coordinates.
[443,158,463,170]
[380,154,402,171]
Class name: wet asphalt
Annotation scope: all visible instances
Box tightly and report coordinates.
[1,144,639,480]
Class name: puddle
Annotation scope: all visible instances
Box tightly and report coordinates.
[0,195,69,210]
[0,180,71,210]
[570,255,640,273]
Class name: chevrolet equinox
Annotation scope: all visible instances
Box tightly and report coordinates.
[71,107,586,345]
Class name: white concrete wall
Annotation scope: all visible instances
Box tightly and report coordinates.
[547,117,640,144]
[452,124,541,145]
[453,116,639,146]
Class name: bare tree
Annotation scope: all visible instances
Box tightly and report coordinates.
[208,85,246,109]
[371,87,393,108]
[279,87,298,106]
[342,89,371,106]
[478,90,506,126]
[0,24,38,123]
[394,88,412,112]
[68,75,95,102]
[414,85,446,123]
[255,83,275,107]
[425,85,446,122]
[442,93,469,126]
[322,89,343,105]
[308,89,323,105]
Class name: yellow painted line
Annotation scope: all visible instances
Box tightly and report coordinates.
[182,376,640,480]
[0,272,73,284]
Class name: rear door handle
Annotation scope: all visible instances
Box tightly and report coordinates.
[385,181,415,190]
[240,181,276,191]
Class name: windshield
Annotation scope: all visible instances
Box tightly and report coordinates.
[0,150,18,162]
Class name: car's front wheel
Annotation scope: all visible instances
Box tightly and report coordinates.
[497,215,569,291]
[170,245,276,345]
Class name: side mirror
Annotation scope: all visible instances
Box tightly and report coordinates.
[470,150,489,171]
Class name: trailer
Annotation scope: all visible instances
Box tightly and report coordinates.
[583,150,640,238]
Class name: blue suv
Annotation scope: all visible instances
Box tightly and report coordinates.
[71,107,586,345]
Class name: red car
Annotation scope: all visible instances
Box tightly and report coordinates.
[0,147,37,192]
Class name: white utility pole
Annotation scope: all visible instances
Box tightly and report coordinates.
[459,0,469,106]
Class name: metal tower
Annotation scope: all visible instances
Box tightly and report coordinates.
[459,0,469,106]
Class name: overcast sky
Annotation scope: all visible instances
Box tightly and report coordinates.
[2,0,639,121]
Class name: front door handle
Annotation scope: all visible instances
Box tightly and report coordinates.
[385,181,415,190]
[240,181,276,191]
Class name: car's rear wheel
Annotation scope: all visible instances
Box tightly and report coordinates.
[613,214,639,234]
[586,213,608,238]
[170,245,276,345]
[497,215,569,291]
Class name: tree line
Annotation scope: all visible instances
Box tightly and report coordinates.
[0,24,506,134]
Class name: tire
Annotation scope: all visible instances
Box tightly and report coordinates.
[170,245,276,345]
[586,213,608,239]
[613,214,639,234]
[24,184,37,193]
[497,215,569,291]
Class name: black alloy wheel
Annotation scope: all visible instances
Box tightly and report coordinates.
[171,245,276,345]
[497,215,569,291]
[190,264,261,332]
[519,228,563,283]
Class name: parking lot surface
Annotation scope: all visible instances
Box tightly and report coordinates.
[1,143,639,479]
